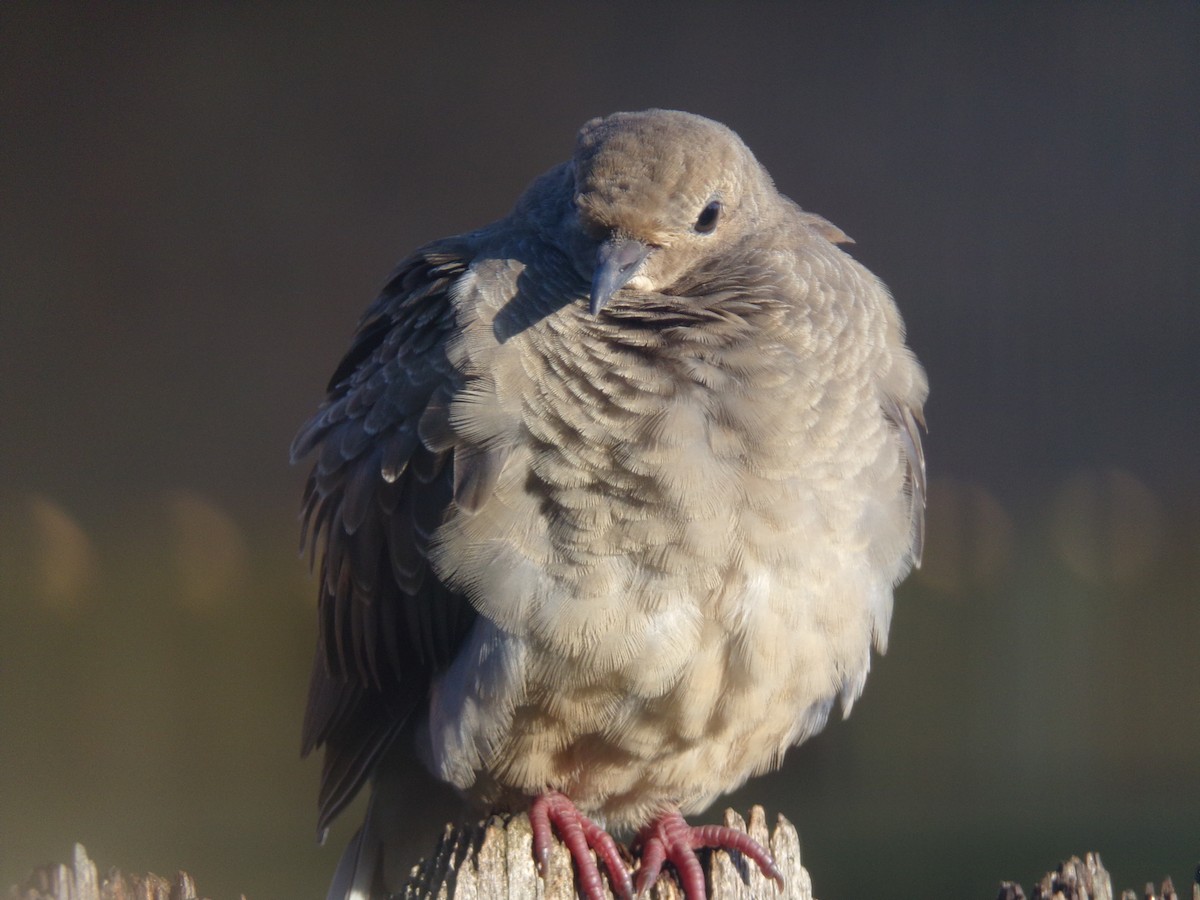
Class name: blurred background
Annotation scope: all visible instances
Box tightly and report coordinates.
[2,4,1197,898]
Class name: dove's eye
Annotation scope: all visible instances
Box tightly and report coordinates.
[694,200,721,234]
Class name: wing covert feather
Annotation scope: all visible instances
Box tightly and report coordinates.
[882,395,927,567]
[292,245,480,831]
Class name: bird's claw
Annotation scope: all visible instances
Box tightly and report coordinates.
[530,790,633,900]
[634,811,784,899]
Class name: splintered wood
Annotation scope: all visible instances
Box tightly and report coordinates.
[403,805,813,900]
[8,843,215,900]
[997,853,1197,900]
[10,827,1196,900]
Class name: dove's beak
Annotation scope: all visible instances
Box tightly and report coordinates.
[590,238,652,315]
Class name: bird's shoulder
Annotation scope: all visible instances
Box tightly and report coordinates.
[763,195,929,568]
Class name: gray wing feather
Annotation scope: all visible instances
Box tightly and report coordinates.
[882,395,927,567]
[293,245,480,832]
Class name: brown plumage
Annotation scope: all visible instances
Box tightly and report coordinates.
[293,109,927,899]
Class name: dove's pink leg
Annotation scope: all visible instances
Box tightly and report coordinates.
[530,790,633,900]
[635,810,784,899]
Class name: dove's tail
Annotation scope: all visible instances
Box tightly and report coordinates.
[326,796,383,900]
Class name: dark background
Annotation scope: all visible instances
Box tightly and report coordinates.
[2,4,1198,898]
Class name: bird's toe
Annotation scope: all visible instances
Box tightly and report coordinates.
[530,790,633,900]
[634,810,784,899]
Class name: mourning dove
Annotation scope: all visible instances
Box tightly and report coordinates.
[293,109,927,900]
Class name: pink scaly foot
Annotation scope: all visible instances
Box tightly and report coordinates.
[529,790,634,900]
[635,810,784,899]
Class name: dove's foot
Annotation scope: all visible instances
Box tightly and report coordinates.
[634,810,784,899]
[530,790,633,900]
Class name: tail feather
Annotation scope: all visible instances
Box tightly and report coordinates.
[326,799,383,900]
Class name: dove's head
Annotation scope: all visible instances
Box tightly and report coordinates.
[568,109,775,314]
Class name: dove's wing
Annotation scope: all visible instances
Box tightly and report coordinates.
[291,243,480,833]
[883,395,927,567]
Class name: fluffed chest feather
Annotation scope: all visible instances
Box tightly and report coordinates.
[424,290,899,819]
